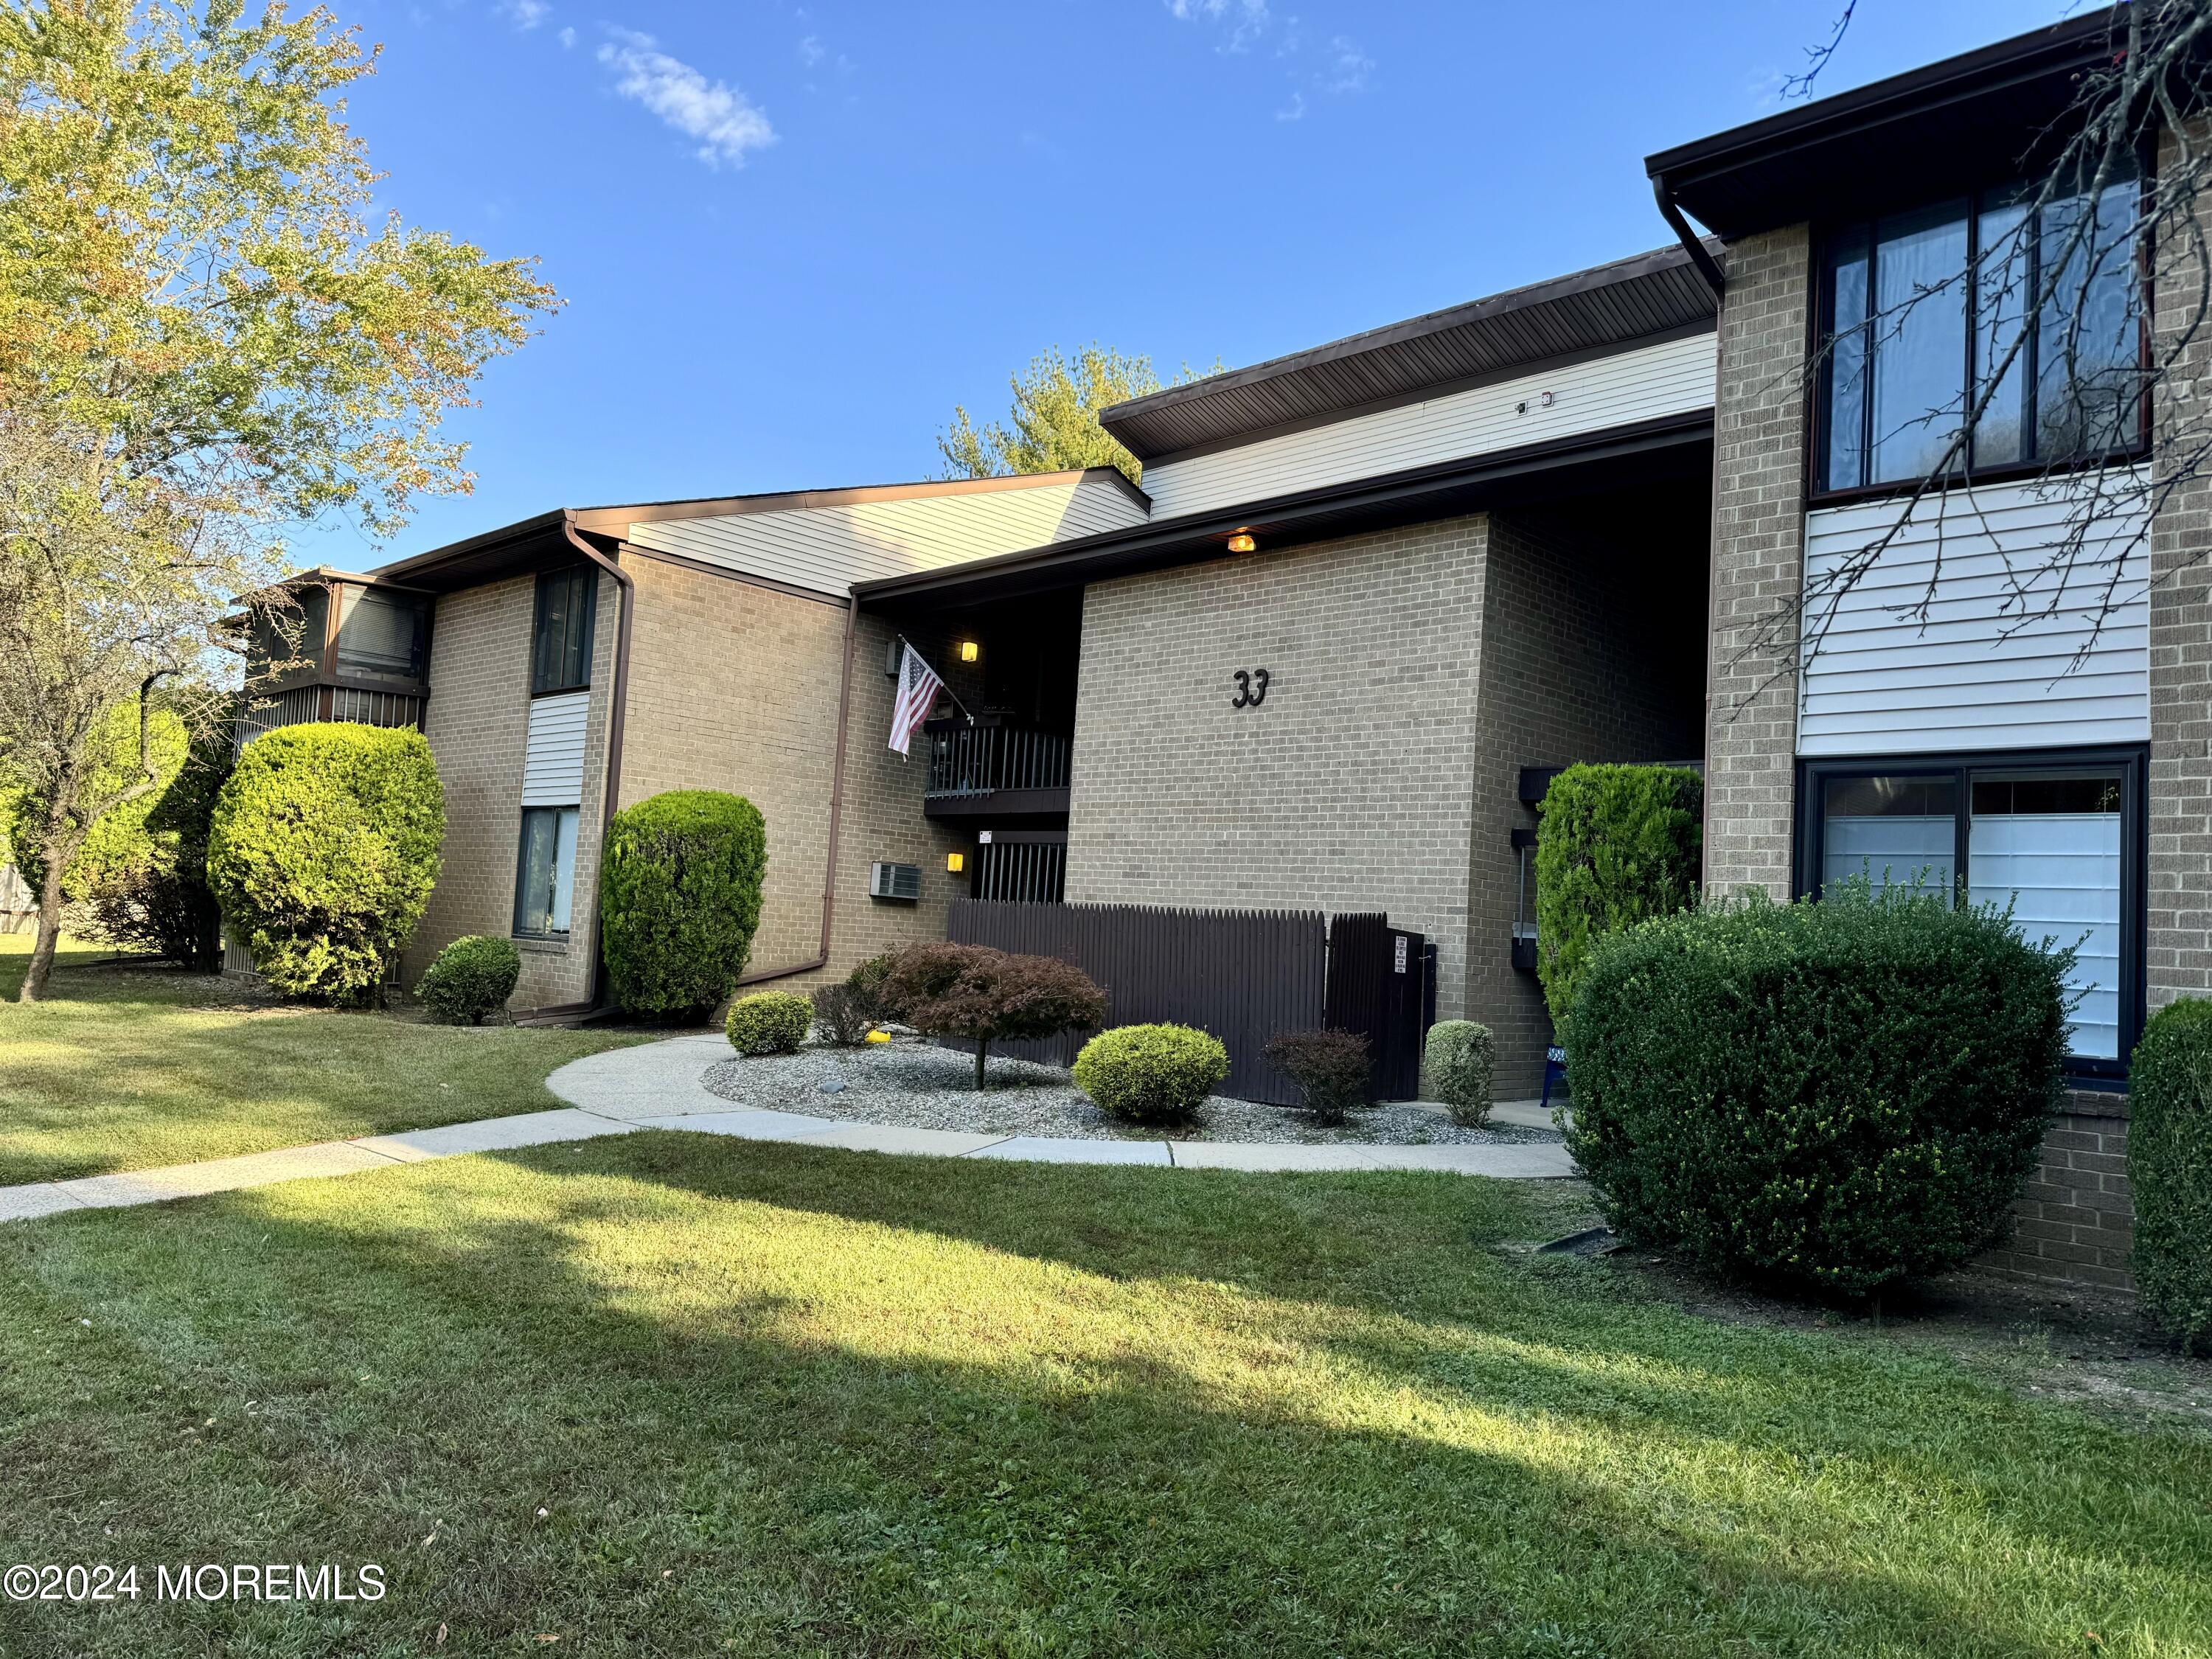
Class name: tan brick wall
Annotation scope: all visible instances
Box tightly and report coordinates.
[1065,518,1490,1023]
[1472,509,1707,1093]
[616,556,846,981]
[1704,226,1811,899]
[815,611,976,985]
[404,570,619,1012]
[2147,122,2212,1015]
[1980,1099,2135,1292]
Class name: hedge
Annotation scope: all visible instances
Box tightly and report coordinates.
[599,790,767,1020]
[1566,883,2067,1297]
[1535,762,1703,1036]
[1424,1020,1495,1127]
[2130,998,2212,1349]
[1073,1024,1228,1125]
[726,990,812,1056]
[415,935,522,1025]
[207,723,445,1003]
[1265,1029,1372,1125]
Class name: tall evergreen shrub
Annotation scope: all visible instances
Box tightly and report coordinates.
[1534,762,1702,1036]
[207,723,445,1001]
[2129,998,2212,1349]
[598,790,767,1020]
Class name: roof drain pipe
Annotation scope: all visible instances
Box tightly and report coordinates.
[1651,177,1728,301]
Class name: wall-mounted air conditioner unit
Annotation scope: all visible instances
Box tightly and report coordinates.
[869,861,922,902]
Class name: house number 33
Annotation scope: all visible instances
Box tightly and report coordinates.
[1230,668,1272,709]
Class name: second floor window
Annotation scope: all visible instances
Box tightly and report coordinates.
[532,566,598,695]
[1819,167,2144,493]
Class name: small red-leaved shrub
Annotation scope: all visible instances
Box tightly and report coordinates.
[878,943,1107,1090]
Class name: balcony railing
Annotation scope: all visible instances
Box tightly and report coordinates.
[925,717,1071,800]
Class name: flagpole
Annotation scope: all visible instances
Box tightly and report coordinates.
[896,635,976,723]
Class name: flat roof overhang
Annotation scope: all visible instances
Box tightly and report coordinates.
[852,409,1714,612]
[1646,9,2129,240]
[1097,247,1717,464]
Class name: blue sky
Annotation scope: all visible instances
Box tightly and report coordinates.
[310,0,2074,567]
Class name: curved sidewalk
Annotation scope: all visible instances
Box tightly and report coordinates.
[0,1034,1574,1225]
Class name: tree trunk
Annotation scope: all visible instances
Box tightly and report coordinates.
[18,841,66,1004]
[975,1037,989,1092]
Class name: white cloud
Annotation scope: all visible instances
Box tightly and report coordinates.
[1275,89,1306,122]
[498,0,548,29]
[1319,35,1371,94]
[798,34,824,66]
[1165,0,1270,54]
[557,24,574,47]
[597,29,776,170]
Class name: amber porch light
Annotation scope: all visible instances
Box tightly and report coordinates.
[1226,532,1257,554]
[958,640,980,662]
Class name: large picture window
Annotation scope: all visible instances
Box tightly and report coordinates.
[1819,167,2144,494]
[531,566,598,696]
[514,806,580,939]
[1800,751,2143,1069]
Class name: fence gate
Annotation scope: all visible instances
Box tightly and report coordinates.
[947,900,1326,1105]
[1323,914,1433,1100]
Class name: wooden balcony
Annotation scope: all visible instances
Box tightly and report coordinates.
[922,716,1070,822]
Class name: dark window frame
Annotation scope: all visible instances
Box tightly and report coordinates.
[512,804,580,942]
[530,566,599,698]
[1806,161,2155,508]
[1794,745,2147,1082]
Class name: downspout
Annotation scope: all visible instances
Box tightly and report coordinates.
[1652,176,1727,299]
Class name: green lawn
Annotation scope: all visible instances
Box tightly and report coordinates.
[0,933,647,1185]
[1,1135,2205,1657]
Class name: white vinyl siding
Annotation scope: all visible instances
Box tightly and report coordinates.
[521,689,589,807]
[1797,470,2151,757]
[619,474,1147,599]
[1967,811,2123,1059]
[1135,330,1716,521]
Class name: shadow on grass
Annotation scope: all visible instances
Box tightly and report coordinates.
[2,1133,2204,1657]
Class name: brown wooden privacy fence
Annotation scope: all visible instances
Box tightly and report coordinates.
[947,900,1326,1105]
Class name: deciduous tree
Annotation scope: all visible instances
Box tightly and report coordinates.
[0,0,559,1000]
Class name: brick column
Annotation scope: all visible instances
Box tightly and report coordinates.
[1703,226,1811,899]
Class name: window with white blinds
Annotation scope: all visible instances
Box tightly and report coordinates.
[1807,757,2135,1065]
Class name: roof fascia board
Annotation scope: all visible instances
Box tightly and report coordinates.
[568,466,1149,536]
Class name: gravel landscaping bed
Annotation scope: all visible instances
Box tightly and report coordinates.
[700,1039,1556,1145]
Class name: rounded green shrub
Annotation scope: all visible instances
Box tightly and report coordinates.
[1074,1023,1229,1125]
[1535,763,1703,1038]
[599,790,767,1020]
[726,990,812,1055]
[207,723,445,1003]
[2129,998,2212,1349]
[415,935,522,1025]
[1425,1020,1495,1127]
[1566,884,2067,1297]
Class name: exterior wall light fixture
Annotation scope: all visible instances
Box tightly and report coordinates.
[946,851,966,873]
[958,640,980,663]
[1226,532,1257,554]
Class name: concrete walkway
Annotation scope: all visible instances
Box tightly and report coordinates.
[0,1034,1575,1225]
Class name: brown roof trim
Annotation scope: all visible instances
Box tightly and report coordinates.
[1139,317,1717,470]
[1646,9,2129,240]
[853,408,1714,609]
[568,465,1148,534]
[1097,244,1718,462]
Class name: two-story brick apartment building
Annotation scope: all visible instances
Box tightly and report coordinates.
[240,12,2194,1218]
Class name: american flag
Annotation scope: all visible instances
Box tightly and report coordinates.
[887,641,944,758]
